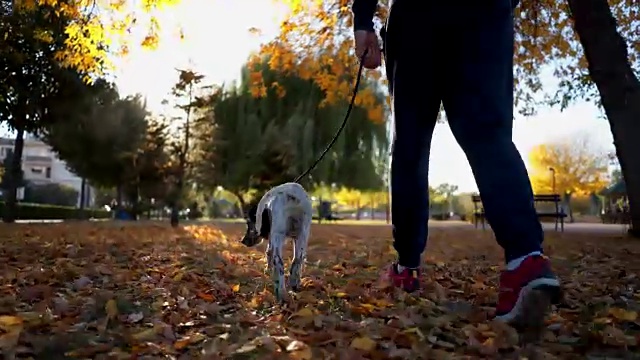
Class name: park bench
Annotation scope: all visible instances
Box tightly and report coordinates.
[472,194,567,231]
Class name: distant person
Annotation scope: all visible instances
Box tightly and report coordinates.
[351,0,561,327]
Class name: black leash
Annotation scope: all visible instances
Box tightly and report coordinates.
[293,50,369,183]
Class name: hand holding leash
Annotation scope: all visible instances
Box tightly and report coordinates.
[355,30,382,69]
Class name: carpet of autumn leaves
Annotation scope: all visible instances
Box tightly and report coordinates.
[1,221,640,359]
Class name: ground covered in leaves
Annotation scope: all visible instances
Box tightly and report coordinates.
[1,221,640,359]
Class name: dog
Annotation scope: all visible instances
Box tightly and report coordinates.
[241,182,313,301]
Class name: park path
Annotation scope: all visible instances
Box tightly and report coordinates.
[442,220,630,235]
[9,218,631,236]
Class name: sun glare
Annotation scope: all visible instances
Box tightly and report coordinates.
[110,0,291,114]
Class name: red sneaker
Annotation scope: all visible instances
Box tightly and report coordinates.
[387,263,420,292]
[495,255,562,326]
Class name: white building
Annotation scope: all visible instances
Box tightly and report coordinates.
[0,135,95,207]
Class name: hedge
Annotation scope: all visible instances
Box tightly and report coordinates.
[0,202,111,220]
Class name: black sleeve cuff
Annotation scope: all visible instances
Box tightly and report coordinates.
[352,0,377,32]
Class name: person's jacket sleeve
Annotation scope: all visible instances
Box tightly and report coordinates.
[351,0,377,32]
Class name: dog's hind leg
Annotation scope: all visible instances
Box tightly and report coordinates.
[269,230,286,302]
[289,215,311,291]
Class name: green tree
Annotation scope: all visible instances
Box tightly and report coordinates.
[164,69,208,226]
[191,55,389,213]
[0,1,90,221]
[24,183,78,207]
[44,87,159,218]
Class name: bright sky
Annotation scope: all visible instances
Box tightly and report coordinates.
[112,0,615,193]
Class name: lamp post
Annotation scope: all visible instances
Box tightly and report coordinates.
[549,167,556,194]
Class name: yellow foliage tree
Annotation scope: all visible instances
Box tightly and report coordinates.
[10,0,180,76]
[334,187,362,209]
[253,1,388,124]
[528,136,609,196]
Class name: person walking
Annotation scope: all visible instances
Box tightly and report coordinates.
[351,0,561,327]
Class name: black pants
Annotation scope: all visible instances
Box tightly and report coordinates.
[386,1,544,268]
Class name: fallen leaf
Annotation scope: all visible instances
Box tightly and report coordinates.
[0,315,23,331]
[105,299,118,319]
[131,328,158,342]
[350,336,376,352]
[2,221,638,358]
[608,307,638,321]
[197,292,215,302]
[291,307,315,318]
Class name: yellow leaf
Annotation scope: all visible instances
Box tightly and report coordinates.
[231,284,240,292]
[291,307,315,318]
[131,328,157,341]
[334,292,347,298]
[0,315,23,331]
[173,338,190,350]
[350,336,376,352]
[402,327,426,340]
[609,307,638,321]
[173,272,185,281]
[360,303,376,311]
[594,317,612,324]
[105,299,118,319]
[373,298,392,307]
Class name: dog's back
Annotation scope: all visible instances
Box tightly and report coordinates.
[255,183,311,234]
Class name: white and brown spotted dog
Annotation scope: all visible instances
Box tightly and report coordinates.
[241,182,313,301]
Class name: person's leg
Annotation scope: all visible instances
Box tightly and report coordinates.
[440,1,561,327]
[441,1,542,263]
[390,65,440,268]
[385,2,442,291]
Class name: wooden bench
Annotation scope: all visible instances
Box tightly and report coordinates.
[472,194,567,231]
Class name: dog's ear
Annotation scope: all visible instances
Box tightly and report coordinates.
[259,208,271,238]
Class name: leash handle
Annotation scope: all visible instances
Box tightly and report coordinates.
[293,49,369,183]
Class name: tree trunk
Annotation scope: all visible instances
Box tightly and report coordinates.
[79,177,86,219]
[568,0,640,236]
[116,184,124,208]
[170,180,181,228]
[3,125,25,223]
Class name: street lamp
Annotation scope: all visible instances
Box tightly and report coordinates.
[548,167,556,194]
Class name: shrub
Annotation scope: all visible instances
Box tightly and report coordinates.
[23,183,79,207]
[0,202,111,220]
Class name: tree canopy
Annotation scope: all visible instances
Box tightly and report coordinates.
[270,0,638,112]
[528,135,609,196]
[191,55,389,207]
